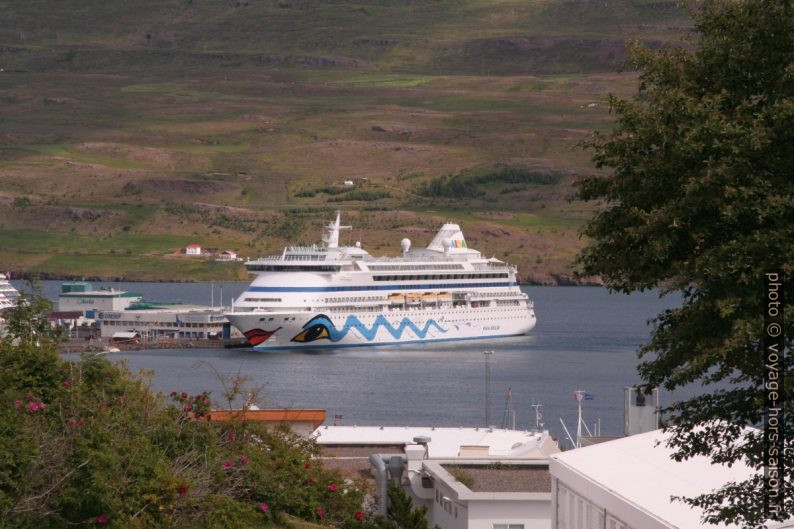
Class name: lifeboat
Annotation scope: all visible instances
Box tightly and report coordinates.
[388,293,405,304]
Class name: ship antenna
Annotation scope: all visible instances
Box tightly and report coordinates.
[322,210,351,248]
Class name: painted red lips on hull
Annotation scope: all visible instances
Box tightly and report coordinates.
[243,327,281,346]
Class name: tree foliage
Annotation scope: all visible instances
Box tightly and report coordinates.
[0,292,373,528]
[418,166,561,198]
[576,0,793,526]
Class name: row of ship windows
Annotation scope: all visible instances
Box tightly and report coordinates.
[373,273,509,281]
[368,264,464,271]
[102,320,218,328]
[254,307,528,320]
[326,296,383,303]
[245,298,283,302]
[321,307,527,315]
[242,294,520,305]
[246,265,341,272]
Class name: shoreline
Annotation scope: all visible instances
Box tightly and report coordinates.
[60,338,248,354]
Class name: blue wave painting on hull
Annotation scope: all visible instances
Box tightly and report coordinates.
[291,314,448,343]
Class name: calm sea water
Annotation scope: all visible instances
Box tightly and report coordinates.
[16,280,680,444]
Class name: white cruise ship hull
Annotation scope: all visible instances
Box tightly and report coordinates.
[225,213,538,351]
[227,305,536,351]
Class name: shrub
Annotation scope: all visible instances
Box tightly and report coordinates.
[418,166,562,198]
[0,290,371,528]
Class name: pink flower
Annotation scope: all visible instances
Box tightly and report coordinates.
[62,380,71,388]
[227,430,237,442]
[178,485,188,495]
[354,511,365,521]
[183,402,193,411]
[223,460,233,470]
[316,505,326,518]
[26,401,43,413]
[239,454,249,465]
[97,513,108,525]
[116,396,125,406]
[68,418,78,427]
[203,398,210,405]
[181,392,188,399]
[260,501,269,512]
[170,391,177,397]
[14,399,22,409]
[26,392,34,399]
[328,483,338,492]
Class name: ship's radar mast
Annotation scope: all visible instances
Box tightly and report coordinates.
[322,210,352,248]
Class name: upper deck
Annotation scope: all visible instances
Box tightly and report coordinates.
[244,212,512,275]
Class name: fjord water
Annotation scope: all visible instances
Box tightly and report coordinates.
[24,280,680,443]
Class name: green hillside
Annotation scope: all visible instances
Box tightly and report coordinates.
[0,0,690,283]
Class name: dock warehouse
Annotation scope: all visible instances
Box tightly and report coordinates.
[58,282,143,315]
[97,305,230,340]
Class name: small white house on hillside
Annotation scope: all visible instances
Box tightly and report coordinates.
[185,244,201,256]
[216,250,238,262]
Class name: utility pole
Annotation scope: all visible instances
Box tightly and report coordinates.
[484,350,493,427]
[501,388,516,430]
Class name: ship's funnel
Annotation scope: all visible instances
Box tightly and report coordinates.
[427,223,468,252]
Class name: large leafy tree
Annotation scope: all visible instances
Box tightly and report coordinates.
[576,0,793,526]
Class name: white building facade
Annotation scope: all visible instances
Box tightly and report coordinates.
[549,429,791,529]
[58,283,143,315]
[98,307,230,340]
[315,426,559,529]
[420,460,551,529]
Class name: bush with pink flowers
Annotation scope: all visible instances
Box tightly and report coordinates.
[0,290,374,528]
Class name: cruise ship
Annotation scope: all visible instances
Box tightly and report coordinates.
[0,273,19,312]
[225,213,536,351]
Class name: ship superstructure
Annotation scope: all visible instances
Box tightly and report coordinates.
[0,273,19,312]
[226,212,536,350]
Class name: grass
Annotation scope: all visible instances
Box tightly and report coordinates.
[447,466,476,489]
[0,0,689,284]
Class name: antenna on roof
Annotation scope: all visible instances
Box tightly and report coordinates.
[531,403,543,430]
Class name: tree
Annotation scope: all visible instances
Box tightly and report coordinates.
[576,0,793,526]
[0,292,372,528]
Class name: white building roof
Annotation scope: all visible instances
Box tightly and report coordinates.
[551,429,792,529]
[111,331,139,339]
[314,426,555,458]
[60,290,141,298]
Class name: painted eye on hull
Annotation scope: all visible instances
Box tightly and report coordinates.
[291,324,331,343]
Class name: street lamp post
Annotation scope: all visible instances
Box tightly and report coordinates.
[484,350,494,427]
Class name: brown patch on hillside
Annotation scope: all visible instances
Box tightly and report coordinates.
[74,142,187,169]
[193,202,256,219]
[138,178,241,194]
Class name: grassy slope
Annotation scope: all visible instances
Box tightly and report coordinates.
[0,0,689,283]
